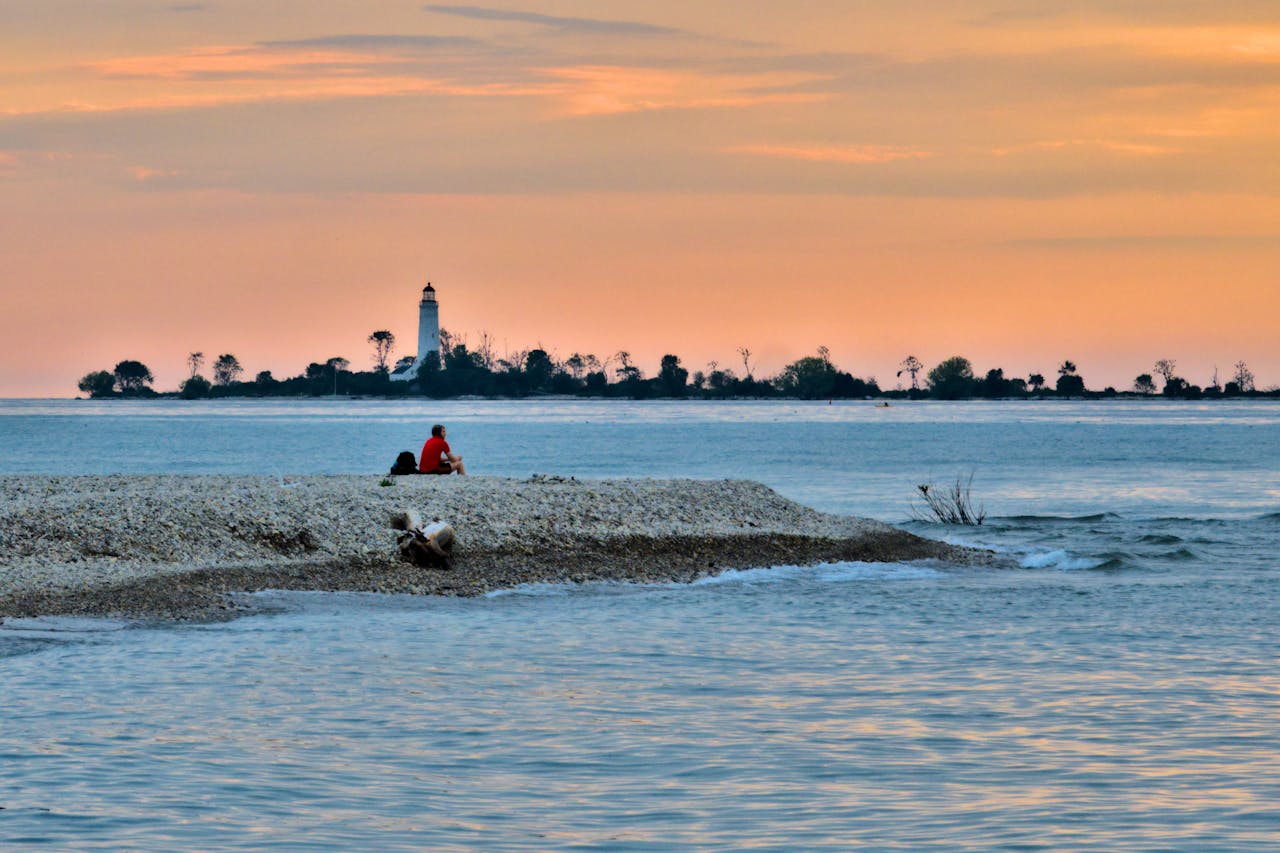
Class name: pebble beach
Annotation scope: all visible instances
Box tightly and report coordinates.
[0,474,987,619]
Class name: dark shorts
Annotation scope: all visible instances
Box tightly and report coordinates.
[425,462,453,475]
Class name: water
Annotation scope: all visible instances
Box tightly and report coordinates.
[2,399,1278,849]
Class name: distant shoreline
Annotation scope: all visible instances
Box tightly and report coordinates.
[33,393,1280,404]
[0,475,994,621]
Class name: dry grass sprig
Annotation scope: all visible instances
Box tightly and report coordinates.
[912,473,986,525]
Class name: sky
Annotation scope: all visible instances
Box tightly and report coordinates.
[1,0,1277,396]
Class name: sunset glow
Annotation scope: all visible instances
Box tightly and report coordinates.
[1,1,1277,396]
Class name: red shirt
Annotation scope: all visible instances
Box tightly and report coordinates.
[419,436,451,472]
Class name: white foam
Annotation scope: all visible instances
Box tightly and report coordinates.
[483,561,945,599]
[484,583,575,599]
[1019,549,1106,571]
[689,561,945,587]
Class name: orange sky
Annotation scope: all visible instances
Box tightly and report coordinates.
[2,1,1277,396]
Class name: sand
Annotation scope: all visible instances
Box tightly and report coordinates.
[0,475,993,620]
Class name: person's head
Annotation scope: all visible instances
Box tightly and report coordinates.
[431,424,445,438]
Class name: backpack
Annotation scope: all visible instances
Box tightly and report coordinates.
[389,451,420,476]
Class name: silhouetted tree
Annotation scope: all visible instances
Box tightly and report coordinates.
[927,356,975,400]
[1154,359,1177,387]
[113,360,154,394]
[897,355,923,391]
[613,351,641,382]
[475,330,497,371]
[706,365,737,398]
[325,357,349,395]
[1055,360,1084,395]
[584,371,608,395]
[186,351,204,380]
[368,330,396,374]
[979,368,1015,398]
[213,354,243,386]
[1233,360,1256,393]
[524,348,554,391]
[658,354,689,397]
[445,344,482,372]
[737,346,755,380]
[78,370,115,398]
[180,375,211,399]
[1134,374,1156,395]
[776,351,878,399]
[1028,373,1045,392]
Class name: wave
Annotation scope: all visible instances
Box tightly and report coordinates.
[999,512,1122,523]
[1138,533,1183,544]
[485,561,946,597]
[0,616,133,658]
[1018,549,1122,571]
[0,615,132,636]
[994,513,1260,526]
[687,561,945,587]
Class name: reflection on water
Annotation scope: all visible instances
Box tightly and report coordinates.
[3,567,1279,850]
[2,400,1279,849]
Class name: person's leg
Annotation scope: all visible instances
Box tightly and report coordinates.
[452,456,466,475]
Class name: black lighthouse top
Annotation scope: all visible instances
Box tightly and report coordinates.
[421,282,436,302]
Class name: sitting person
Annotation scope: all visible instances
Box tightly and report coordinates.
[418,424,466,475]
[388,450,421,476]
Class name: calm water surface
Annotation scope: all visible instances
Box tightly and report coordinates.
[2,399,1278,849]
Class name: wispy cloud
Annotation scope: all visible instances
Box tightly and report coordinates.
[1004,234,1280,250]
[129,165,179,181]
[992,139,1182,156]
[261,34,478,53]
[423,4,685,37]
[969,1,1280,27]
[725,144,933,164]
[89,45,401,81]
[542,66,826,116]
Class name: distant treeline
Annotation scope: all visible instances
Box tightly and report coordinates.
[77,334,1273,401]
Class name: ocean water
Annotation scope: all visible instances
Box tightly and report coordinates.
[2,399,1278,849]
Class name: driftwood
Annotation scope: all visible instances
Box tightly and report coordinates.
[390,510,456,569]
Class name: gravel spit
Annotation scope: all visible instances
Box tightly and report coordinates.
[0,475,993,620]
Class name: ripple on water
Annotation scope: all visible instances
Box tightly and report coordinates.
[2,559,1279,850]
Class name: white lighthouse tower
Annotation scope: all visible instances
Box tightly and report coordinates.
[418,282,440,367]
[390,282,442,381]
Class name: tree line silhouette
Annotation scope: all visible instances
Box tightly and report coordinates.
[78,330,1272,401]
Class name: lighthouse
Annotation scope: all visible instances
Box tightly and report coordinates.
[389,282,442,381]
[418,282,440,367]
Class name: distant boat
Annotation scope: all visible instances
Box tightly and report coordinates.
[876,402,892,408]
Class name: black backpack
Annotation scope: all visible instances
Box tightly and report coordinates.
[389,451,420,476]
